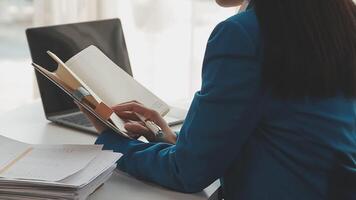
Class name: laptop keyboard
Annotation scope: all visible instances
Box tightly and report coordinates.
[59,113,93,127]
[57,108,185,129]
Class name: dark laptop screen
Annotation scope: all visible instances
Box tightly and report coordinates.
[26,19,132,116]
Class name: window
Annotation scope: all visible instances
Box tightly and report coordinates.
[114,1,235,105]
[0,0,34,112]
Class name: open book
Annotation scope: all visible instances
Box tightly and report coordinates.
[32,45,170,138]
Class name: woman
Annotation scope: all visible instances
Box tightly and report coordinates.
[84,0,356,199]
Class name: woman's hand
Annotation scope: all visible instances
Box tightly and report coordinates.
[113,102,177,144]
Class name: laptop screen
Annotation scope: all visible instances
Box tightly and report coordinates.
[26,19,132,116]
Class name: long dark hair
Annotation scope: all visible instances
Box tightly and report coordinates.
[253,0,356,98]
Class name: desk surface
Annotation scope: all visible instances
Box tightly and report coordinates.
[0,100,219,200]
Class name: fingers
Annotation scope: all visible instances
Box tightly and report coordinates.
[112,101,146,113]
[125,121,159,141]
[125,121,148,133]
[116,111,140,121]
[112,102,159,120]
[124,121,150,138]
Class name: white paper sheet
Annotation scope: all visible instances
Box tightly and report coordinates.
[0,136,31,171]
[60,151,122,186]
[0,135,120,200]
[0,136,103,182]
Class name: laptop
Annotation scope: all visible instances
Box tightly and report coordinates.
[26,19,186,134]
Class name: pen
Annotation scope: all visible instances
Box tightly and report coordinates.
[134,113,165,139]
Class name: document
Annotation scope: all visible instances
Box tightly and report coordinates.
[3,145,102,182]
[59,150,120,186]
[0,135,122,200]
[0,136,102,182]
[0,136,30,171]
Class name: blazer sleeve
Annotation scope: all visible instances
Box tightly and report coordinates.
[95,19,263,193]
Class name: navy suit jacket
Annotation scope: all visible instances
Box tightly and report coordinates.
[96,8,356,200]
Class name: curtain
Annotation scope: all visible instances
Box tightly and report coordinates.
[33,0,119,25]
[33,0,234,105]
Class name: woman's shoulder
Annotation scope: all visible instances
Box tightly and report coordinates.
[225,9,260,47]
[226,9,259,30]
[206,9,261,59]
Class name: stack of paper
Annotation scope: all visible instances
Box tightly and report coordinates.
[0,135,122,200]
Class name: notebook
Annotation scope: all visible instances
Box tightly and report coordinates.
[32,45,170,138]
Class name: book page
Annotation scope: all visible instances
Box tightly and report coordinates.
[65,45,170,116]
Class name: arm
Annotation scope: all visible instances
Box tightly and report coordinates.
[96,19,263,193]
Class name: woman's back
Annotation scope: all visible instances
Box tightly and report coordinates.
[219,10,356,200]
[224,97,356,199]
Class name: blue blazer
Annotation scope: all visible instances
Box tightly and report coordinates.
[96,8,356,200]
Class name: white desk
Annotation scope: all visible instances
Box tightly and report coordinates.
[0,100,220,200]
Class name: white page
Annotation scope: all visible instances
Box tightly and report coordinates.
[0,195,55,200]
[65,45,170,115]
[59,151,122,187]
[0,151,119,188]
[0,188,75,199]
[1,144,102,182]
[0,168,115,200]
[76,166,115,200]
[0,135,31,171]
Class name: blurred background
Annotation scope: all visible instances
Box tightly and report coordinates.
[0,0,235,112]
